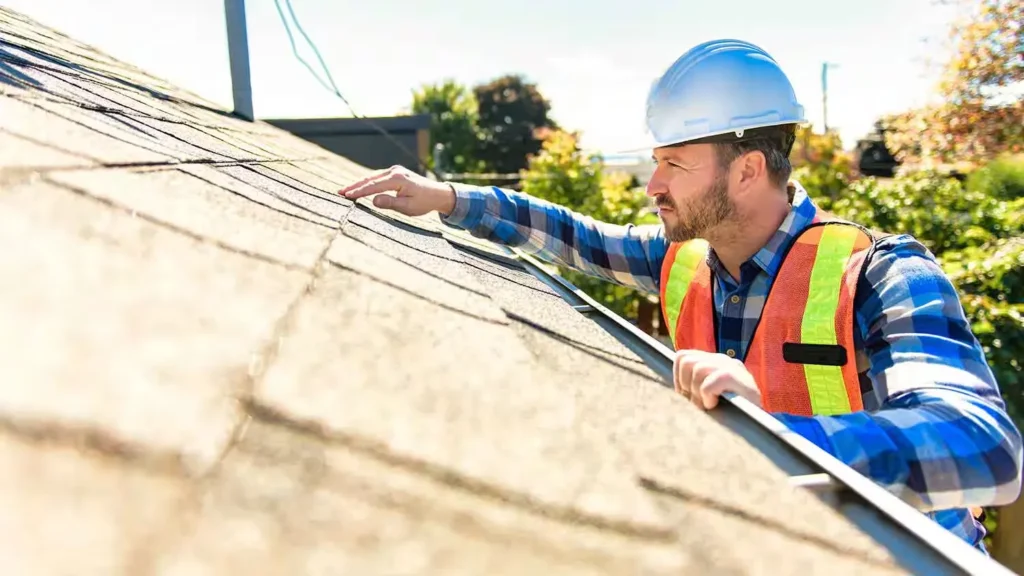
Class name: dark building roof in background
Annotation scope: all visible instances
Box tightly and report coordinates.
[266,113,431,135]
[0,7,909,575]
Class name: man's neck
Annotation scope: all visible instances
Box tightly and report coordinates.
[708,195,791,282]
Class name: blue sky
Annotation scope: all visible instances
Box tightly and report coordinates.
[8,0,961,155]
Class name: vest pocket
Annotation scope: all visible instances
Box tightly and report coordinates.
[782,342,848,366]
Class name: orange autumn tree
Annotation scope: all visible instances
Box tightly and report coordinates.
[883,0,1023,168]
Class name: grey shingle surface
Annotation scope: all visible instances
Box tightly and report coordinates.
[0,7,908,575]
[1,95,175,166]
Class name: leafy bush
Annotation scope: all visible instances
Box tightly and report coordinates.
[822,171,1018,256]
[966,154,1024,201]
[790,127,854,202]
[804,162,1024,551]
[520,129,658,321]
[943,238,1024,419]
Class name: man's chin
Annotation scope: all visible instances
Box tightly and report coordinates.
[659,219,700,241]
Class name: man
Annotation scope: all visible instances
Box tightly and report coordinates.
[340,39,1021,551]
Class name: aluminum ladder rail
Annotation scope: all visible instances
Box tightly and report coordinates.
[510,248,1015,576]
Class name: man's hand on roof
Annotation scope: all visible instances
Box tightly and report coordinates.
[673,349,762,410]
[339,165,457,217]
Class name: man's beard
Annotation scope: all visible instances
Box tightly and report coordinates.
[658,171,736,243]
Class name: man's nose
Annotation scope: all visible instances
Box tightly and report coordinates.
[646,172,667,198]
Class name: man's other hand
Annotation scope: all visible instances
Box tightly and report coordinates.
[673,349,762,410]
[339,165,456,217]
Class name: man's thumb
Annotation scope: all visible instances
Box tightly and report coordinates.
[372,194,413,214]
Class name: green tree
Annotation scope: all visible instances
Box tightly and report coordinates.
[965,153,1024,200]
[520,129,658,322]
[941,231,1024,560]
[411,79,486,176]
[473,74,559,177]
[804,164,1024,557]
[883,0,1023,168]
[823,170,1014,254]
[790,125,854,202]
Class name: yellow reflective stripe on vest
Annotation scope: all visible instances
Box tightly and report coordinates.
[663,239,709,347]
[801,225,860,415]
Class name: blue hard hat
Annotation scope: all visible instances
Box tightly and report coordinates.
[639,39,806,150]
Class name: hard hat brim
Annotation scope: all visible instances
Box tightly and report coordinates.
[614,119,808,155]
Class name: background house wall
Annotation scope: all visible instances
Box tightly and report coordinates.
[266,114,432,175]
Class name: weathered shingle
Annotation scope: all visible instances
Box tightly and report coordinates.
[0,179,311,472]
[0,6,909,575]
[46,166,337,269]
[1,95,175,166]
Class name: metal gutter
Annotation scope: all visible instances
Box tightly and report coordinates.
[509,248,1013,576]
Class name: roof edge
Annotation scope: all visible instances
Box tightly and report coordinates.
[264,114,431,136]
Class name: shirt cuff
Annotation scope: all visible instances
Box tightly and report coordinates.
[438,182,489,231]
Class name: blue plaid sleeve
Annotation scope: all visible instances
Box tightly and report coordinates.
[441,183,668,295]
[776,235,1023,512]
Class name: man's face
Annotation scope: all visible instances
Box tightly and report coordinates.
[647,143,736,242]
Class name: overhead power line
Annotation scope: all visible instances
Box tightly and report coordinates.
[272,0,439,179]
[271,0,628,185]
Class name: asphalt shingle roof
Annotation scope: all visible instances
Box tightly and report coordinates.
[0,7,910,575]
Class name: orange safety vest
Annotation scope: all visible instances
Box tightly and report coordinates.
[659,220,875,417]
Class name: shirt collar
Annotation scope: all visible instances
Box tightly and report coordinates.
[706,181,820,282]
[755,181,818,277]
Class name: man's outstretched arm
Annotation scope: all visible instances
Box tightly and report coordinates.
[341,166,669,295]
[775,235,1023,512]
[442,182,668,293]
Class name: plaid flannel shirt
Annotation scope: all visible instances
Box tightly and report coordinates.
[440,180,1022,550]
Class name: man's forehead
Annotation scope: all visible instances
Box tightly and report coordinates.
[652,143,713,163]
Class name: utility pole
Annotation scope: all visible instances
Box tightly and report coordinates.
[224,0,254,121]
[821,62,838,133]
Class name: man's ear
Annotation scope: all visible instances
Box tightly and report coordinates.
[735,151,766,191]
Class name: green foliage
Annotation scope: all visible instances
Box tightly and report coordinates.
[472,74,558,176]
[966,153,1024,200]
[802,155,1024,549]
[820,170,1019,256]
[520,129,657,320]
[882,0,1023,167]
[411,79,486,175]
[790,126,854,201]
[411,75,559,183]
[944,238,1024,419]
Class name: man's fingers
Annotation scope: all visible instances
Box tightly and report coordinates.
[673,350,760,411]
[342,171,406,200]
[689,360,719,410]
[699,371,736,410]
[673,352,685,396]
[372,193,413,214]
[338,167,394,195]
[343,174,401,200]
[674,351,699,397]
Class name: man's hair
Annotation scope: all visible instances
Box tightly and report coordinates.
[711,124,797,189]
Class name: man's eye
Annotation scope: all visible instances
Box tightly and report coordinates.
[653,159,685,170]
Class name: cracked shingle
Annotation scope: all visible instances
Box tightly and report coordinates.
[0,94,173,165]
[216,164,352,223]
[0,180,310,472]
[148,417,689,575]
[46,166,338,270]
[0,433,190,576]
[253,263,671,534]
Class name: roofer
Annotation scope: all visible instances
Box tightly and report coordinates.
[339,39,1022,552]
